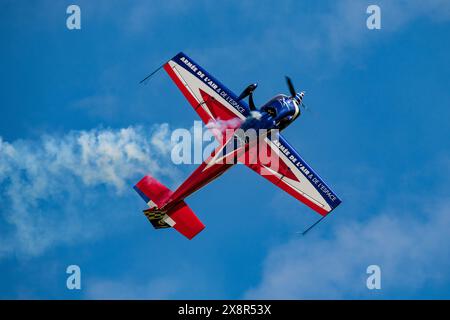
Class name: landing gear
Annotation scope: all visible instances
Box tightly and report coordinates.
[237,83,258,110]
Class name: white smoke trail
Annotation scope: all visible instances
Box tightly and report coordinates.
[0,124,176,258]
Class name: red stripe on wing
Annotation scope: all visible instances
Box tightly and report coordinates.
[163,63,213,124]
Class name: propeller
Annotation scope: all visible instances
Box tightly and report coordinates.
[285,76,296,97]
[285,76,309,112]
[237,83,258,111]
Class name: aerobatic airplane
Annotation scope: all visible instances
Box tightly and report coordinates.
[134,52,341,239]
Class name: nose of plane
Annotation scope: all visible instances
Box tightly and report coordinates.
[294,92,305,104]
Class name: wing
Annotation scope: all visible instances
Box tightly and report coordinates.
[241,134,341,216]
[163,52,249,129]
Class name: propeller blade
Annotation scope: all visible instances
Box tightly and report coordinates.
[285,76,296,97]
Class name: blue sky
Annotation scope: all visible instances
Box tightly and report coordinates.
[1,0,450,299]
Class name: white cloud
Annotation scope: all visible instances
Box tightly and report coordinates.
[321,0,450,56]
[84,263,221,299]
[86,277,182,299]
[177,0,450,79]
[0,124,177,258]
[245,196,450,299]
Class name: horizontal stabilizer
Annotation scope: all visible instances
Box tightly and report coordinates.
[169,201,205,240]
[134,175,172,208]
[140,202,205,239]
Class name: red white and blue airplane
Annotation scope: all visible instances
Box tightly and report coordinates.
[134,52,341,239]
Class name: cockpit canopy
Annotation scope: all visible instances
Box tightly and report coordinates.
[260,94,300,129]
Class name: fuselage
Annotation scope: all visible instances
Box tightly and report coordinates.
[163,94,304,210]
[240,94,302,133]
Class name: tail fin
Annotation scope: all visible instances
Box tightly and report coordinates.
[134,175,205,240]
